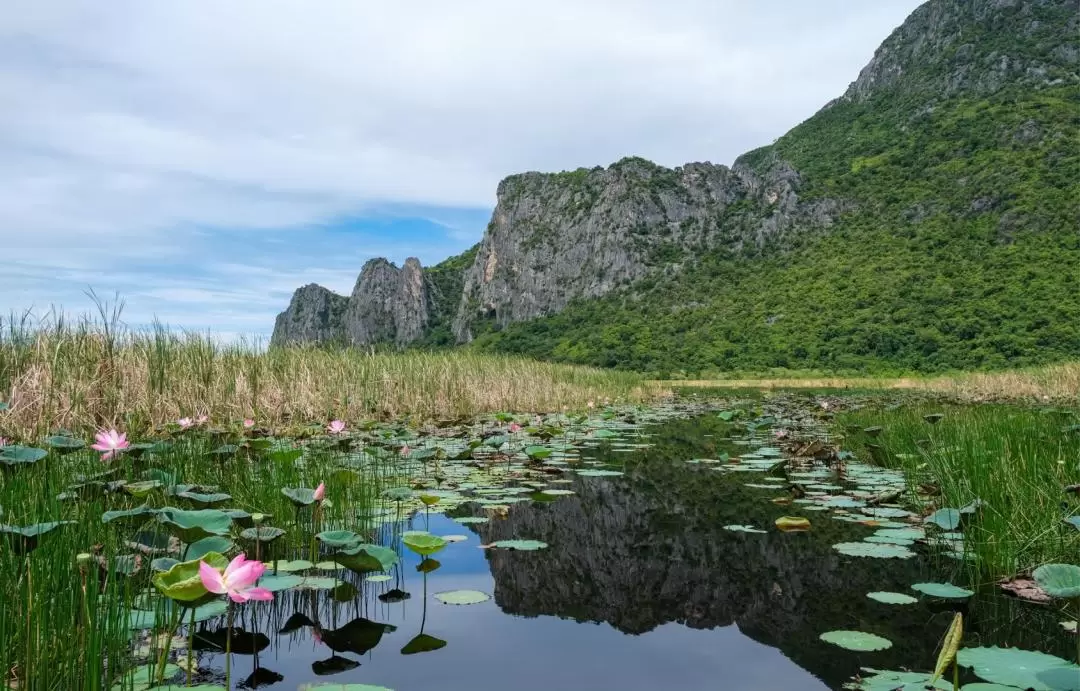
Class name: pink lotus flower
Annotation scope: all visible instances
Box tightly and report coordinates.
[198,554,273,604]
[0,437,7,447]
[774,428,789,439]
[91,429,130,462]
[326,420,345,435]
[195,415,208,425]
[508,423,522,433]
[820,401,830,410]
[399,444,411,457]
[177,417,193,430]
[313,482,325,502]
[243,418,255,429]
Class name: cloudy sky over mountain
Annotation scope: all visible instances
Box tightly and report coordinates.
[1,0,922,339]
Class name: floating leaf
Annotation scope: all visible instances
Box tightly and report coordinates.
[298,684,393,690]
[334,544,398,573]
[956,646,1080,691]
[819,630,892,651]
[267,559,314,573]
[833,542,916,559]
[845,669,952,691]
[724,524,767,534]
[540,489,575,496]
[435,590,490,605]
[866,591,919,605]
[575,469,623,477]
[912,582,975,599]
[258,574,304,592]
[46,435,85,453]
[775,516,811,532]
[925,508,962,530]
[366,574,392,583]
[488,539,547,551]
[1033,564,1080,599]
[381,487,413,502]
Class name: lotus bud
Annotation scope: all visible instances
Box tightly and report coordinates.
[252,513,266,525]
[76,552,92,566]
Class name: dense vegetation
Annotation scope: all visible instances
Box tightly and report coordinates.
[422,244,478,347]
[462,0,1079,377]
[470,80,1079,377]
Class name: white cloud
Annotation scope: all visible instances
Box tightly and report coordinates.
[0,0,924,333]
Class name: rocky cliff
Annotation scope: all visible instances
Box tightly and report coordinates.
[271,0,1079,373]
[450,154,842,342]
[271,258,431,348]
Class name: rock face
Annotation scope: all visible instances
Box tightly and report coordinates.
[271,284,348,347]
[270,258,430,348]
[450,154,841,342]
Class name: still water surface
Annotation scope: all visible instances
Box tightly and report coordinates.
[195,415,1070,690]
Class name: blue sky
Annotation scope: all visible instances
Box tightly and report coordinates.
[1,0,924,340]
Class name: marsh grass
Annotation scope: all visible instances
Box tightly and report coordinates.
[0,307,659,439]
[0,431,397,689]
[837,403,1080,579]
[664,362,1080,402]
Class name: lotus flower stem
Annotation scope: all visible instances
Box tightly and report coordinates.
[186,607,195,686]
[156,605,182,684]
[225,601,234,687]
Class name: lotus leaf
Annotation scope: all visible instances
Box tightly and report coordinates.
[45,435,85,453]
[540,488,575,496]
[866,591,919,605]
[175,491,232,507]
[575,469,624,477]
[317,530,363,549]
[258,574,304,592]
[110,663,180,691]
[524,445,553,460]
[435,589,490,605]
[402,532,447,556]
[724,524,767,533]
[912,582,975,599]
[123,480,163,497]
[956,646,1080,690]
[775,516,811,532]
[266,559,315,572]
[158,508,232,543]
[381,487,413,502]
[925,508,962,530]
[833,542,916,559]
[366,574,392,582]
[489,539,548,551]
[153,552,228,602]
[103,504,160,525]
[819,630,892,651]
[281,487,320,506]
[334,543,398,573]
[240,526,286,543]
[298,684,393,690]
[1033,563,1080,599]
[185,535,234,561]
[401,633,448,655]
[846,669,953,691]
[0,446,48,465]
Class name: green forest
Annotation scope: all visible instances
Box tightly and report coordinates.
[465,82,1079,377]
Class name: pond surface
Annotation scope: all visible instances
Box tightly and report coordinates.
[192,414,1074,690]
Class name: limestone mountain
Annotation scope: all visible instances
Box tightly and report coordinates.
[273,0,1079,374]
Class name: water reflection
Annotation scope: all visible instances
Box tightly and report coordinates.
[196,415,1067,690]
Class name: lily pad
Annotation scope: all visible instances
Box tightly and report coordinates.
[258,574,304,592]
[103,504,160,525]
[957,646,1080,690]
[488,539,548,551]
[833,542,916,559]
[866,591,919,605]
[0,445,48,466]
[334,544,398,573]
[846,669,952,691]
[185,535,234,561]
[925,508,962,530]
[268,559,315,572]
[46,435,85,453]
[435,589,490,605]
[724,524,767,534]
[912,582,975,599]
[819,630,892,651]
[575,469,624,477]
[1033,564,1080,599]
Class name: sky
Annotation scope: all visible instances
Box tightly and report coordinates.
[1,0,925,340]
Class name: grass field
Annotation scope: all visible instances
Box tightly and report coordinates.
[0,309,661,440]
[661,361,1080,402]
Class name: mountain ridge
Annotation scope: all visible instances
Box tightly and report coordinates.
[271,0,1079,374]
